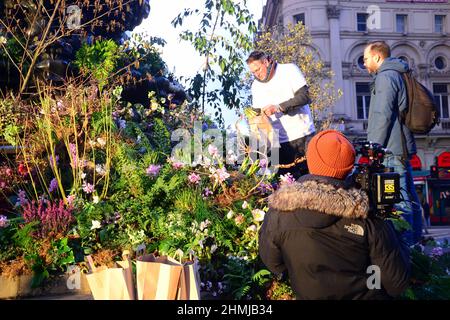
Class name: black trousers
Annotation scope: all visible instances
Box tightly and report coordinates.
[276,133,314,180]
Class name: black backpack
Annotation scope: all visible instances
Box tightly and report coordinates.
[400,71,440,134]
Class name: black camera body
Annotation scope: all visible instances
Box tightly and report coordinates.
[348,140,401,218]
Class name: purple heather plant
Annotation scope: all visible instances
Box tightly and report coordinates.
[22,199,75,238]
[16,189,28,207]
[49,178,58,193]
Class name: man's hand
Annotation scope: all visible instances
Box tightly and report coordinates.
[262,104,280,116]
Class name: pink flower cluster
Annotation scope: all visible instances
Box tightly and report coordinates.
[430,246,444,259]
[69,143,78,168]
[82,181,95,194]
[279,173,296,185]
[146,164,162,177]
[0,165,17,191]
[209,167,230,184]
[188,173,201,185]
[22,199,75,238]
[0,215,9,228]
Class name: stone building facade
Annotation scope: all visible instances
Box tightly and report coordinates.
[259,0,450,172]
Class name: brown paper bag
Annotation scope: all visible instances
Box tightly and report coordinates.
[136,254,183,300]
[177,257,201,300]
[248,114,274,145]
[85,251,135,300]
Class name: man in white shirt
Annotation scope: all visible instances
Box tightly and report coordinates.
[246,51,316,178]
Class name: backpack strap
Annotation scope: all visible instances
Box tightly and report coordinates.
[399,119,409,160]
[398,71,410,160]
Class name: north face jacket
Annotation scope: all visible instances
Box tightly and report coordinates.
[259,174,411,300]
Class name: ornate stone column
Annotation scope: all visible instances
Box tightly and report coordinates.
[327,4,346,117]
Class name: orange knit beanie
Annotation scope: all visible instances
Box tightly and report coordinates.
[306,130,356,179]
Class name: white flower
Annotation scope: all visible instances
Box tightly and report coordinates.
[226,150,238,164]
[210,244,218,254]
[91,220,101,230]
[246,225,257,233]
[92,195,100,204]
[242,201,248,209]
[97,137,106,147]
[203,157,212,167]
[95,164,106,176]
[175,249,184,259]
[227,210,234,219]
[199,219,210,231]
[252,209,265,222]
[0,36,7,45]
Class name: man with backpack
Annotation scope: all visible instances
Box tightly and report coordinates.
[363,41,422,244]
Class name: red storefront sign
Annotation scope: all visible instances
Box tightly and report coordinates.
[437,152,450,167]
[410,154,422,170]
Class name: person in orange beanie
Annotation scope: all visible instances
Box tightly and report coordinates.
[259,130,411,299]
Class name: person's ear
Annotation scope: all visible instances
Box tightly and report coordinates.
[374,54,381,64]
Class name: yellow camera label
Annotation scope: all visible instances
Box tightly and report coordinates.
[384,180,395,193]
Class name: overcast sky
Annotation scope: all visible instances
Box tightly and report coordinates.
[133,0,265,128]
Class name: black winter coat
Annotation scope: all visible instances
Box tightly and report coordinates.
[259,174,411,300]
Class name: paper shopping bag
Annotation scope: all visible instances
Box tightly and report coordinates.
[85,251,135,300]
[248,114,274,145]
[136,254,183,300]
[177,257,201,300]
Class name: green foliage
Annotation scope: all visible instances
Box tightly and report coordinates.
[268,278,296,300]
[75,40,120,89]
[172,0,257,124]
[150,118,172,155]
[122,33,168,77]
[12,220,39,254]
[0,97,24,145]
[75,202,116,254]
[25,237,75,288]
[2,123,20,146]
[112,141,146,197]
[404,245,450,300]
[222,256,269,299]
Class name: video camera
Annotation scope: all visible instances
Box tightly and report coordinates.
[347,140,401,218]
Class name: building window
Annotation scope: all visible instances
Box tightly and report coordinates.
[434,56,447,71]
[398,56,409,65]
[356,82,371,119]
[433,83,449,119]
[435,15,446,33]
[396,14,407,33]
[357,13,368,32]
[357,56,366,70]
[293,13,305,25]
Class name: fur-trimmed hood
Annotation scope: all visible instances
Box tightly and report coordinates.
[269,175,369,220]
